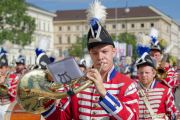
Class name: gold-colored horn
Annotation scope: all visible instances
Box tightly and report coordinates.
[0,73,11,102]
[17,64,103,114]
[156,53,168,80]
[156,67,167,80]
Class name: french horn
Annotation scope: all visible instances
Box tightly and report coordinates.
[17,64,103,114]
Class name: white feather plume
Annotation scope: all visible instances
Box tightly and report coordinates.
[149,28,159,38]
[164,43,174,54]
[137,33,151,46]
[37,37,50,51]
[86,0,107,24]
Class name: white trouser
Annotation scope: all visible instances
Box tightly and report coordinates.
[0,104,10,120]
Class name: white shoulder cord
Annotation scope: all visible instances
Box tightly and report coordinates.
[138,89,156,119]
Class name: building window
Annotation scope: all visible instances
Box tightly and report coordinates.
[59,49,62,56]
[76,26,79,30]
[150,23,154,27]
[59,26,62,31]
[131,24,135,28]
[48,23,50,32]
[67,26,71,31]
[35,19,38,29]
[166,26,169,33]
[59,37,62,44]
[67,36,71,44]
[38,21,41,30]
[43,22,46,31]
[122,24,125,29]
[76,35,80,41]
[112,24,116,29]
[141,23,144,28]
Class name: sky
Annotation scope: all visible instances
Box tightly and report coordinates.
[26,0,180,23]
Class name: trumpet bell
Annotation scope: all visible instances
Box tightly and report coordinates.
[156,68,167,80]
[17,70,57,114]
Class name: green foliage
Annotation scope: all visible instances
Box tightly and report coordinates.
[69,35,87,58]
[117,32,137,58]
[0,0,35,46]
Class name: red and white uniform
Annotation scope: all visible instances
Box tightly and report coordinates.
[137,79,177,120]
[0,72,18,120]
[42,66,139,120]
[164,66,179,91]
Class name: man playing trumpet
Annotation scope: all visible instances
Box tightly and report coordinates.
[149,28,179,92]
[41,1,139,120]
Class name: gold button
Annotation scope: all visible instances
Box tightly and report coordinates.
[93,111,96,115]
[95,97,99,100]
[93,104,98,108]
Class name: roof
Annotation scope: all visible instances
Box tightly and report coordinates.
[54,6,161,21]
[27,2,55,15]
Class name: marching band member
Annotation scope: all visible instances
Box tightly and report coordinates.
[15,54,27,76]
[41,0,139,119]
[149,28,179,91]
[35,36,51,70]
[136,52,178,120]
[0,47,18,120]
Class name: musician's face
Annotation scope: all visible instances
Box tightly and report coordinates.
[137,65,156,88]
[16,64,25,73]
[89,45,115,72]
[150,50,162,63]
[0,66,8,75]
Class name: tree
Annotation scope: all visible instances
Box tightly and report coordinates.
[69,35,87,58]
[0,0,35,46]
[117,32,137,59]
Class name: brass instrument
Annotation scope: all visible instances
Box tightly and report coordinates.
[17,64,103,114]
[0,73,9,96]
[156,53,168,80]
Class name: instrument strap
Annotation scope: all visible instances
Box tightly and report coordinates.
[138,89,156,118]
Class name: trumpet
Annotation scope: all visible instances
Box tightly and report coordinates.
[17,64,103,114]
[156,53,168,80]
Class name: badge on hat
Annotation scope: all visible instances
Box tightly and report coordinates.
[136,52,156,69]
[0,47,8,67]
[149,28,162,52]
[87,0,114,50]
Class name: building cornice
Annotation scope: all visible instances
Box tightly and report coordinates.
[28,6,56,17]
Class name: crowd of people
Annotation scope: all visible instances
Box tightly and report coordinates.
[0,0,180,120]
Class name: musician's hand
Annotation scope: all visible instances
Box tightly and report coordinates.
[86,68,106,97]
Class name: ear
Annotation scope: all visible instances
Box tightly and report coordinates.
[112,47,116,57]
[152,69,157,78]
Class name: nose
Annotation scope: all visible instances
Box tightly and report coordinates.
[97,52,104,61]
